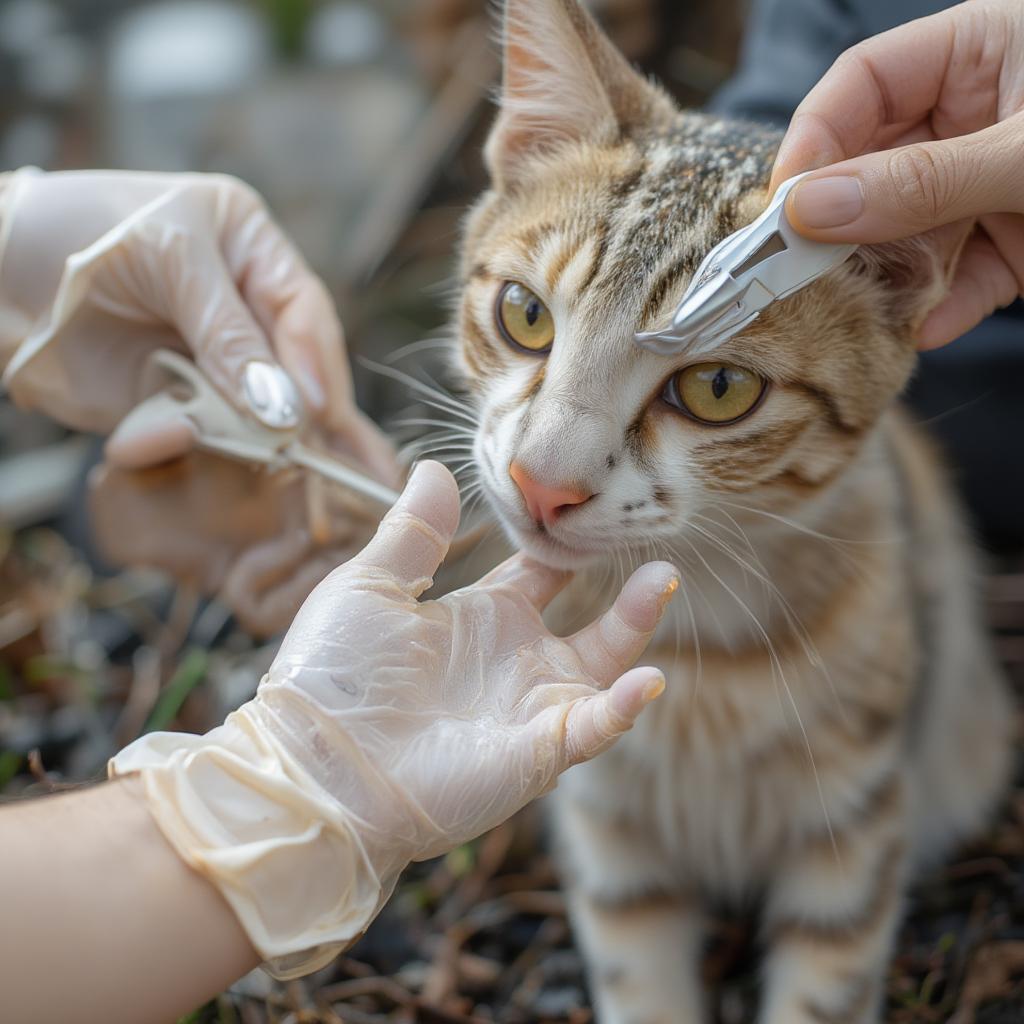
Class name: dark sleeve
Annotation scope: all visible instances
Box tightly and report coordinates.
[709,0,954,126]
[708,0,866,126]
[709,0,1024,550]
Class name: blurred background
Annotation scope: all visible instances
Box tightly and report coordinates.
[1,2,1022,1021]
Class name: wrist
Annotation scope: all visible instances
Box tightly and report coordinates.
[110,701,401,979]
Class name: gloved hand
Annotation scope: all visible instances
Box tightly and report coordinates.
[110,462,678,979]
[0,167,399,483]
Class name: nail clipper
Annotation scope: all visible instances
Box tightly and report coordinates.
[634,173,858,358]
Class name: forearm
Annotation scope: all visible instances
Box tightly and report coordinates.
[0,778,258,1024]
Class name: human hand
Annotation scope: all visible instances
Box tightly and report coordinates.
[110,461,678,978]
[0,168,399,483]
[265,460,677,859]
[771,0,1024,348]
[88,452,383,637]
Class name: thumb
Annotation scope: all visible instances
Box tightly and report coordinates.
[785,114,1024,243]
[560,667,666,768]
[348,460,460,596]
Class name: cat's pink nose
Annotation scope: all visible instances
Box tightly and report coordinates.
[509,461,592,526]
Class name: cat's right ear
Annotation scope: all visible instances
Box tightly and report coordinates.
[485,0,665,187]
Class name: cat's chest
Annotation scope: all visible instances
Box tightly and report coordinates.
[561,633,909,896]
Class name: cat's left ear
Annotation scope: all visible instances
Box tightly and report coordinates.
[485,0,669,187]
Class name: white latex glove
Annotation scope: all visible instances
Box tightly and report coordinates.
[110,462,678,979]
[0,167,398,483]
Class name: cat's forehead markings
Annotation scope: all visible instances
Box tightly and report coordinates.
[569,121,780,315]
[541,233,579,293]
[543,231,607,299]
[510,220,559,252]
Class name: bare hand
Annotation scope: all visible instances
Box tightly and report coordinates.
[771,0,1024,348]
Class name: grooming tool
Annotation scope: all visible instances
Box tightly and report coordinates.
[118,349,402,509]
[634,172,858,358]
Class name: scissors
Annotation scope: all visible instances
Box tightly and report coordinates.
[634,173,858,358]
[117,349,402,509]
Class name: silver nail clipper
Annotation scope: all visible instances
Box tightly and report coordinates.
[116,349,493,557]
[634,173,858,358]
[118,349,402,508]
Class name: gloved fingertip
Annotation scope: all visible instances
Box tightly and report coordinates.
[395,460,460,539]
[608,666,666,722]
[276,332,328,414]
[105,413,197,469]
[290,357,327,413]
[243,361,303,429]
[616,561,681,632]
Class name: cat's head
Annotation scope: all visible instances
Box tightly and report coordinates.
[452,0,960,570]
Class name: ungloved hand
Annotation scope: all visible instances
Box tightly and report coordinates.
[88,453,383,637]
[110,462,678,978]
[771,0,1024,348]
[0,168,399,484]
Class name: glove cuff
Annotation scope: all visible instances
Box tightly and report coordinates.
[109,704,395,979]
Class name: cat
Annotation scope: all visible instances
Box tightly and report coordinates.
[440,1,1014,1021]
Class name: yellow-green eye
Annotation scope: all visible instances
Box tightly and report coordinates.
[496,282,554,353]
[664,363,766,424]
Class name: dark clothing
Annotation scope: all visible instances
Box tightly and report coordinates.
[710,0,951,128]
[711,0,1024,550]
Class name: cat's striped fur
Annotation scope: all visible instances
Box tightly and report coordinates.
[448,2,1014,1020]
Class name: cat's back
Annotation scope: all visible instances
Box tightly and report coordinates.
[882,406,1013,865]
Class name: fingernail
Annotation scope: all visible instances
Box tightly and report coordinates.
[243,362,303,429]
[790,176,865,229]
[643,673,666,702]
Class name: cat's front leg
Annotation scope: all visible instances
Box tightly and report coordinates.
[758,778,907,1024]
[556,792,707,1024]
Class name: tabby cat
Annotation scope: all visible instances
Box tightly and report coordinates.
[444,1,1013,1020]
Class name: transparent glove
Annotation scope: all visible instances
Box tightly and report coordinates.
[110,462,678,978]
[0,167,398,483]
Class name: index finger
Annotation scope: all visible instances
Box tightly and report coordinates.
[350,461,460,596]
[217,180,353,421]
[771,8,963,190]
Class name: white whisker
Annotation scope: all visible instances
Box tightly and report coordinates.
[384,337,454,364]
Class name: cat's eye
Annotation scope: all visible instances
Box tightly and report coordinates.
[495,282,554,354]
[664,363,766,424]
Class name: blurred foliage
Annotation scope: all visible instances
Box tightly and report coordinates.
[252,0,315,59]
